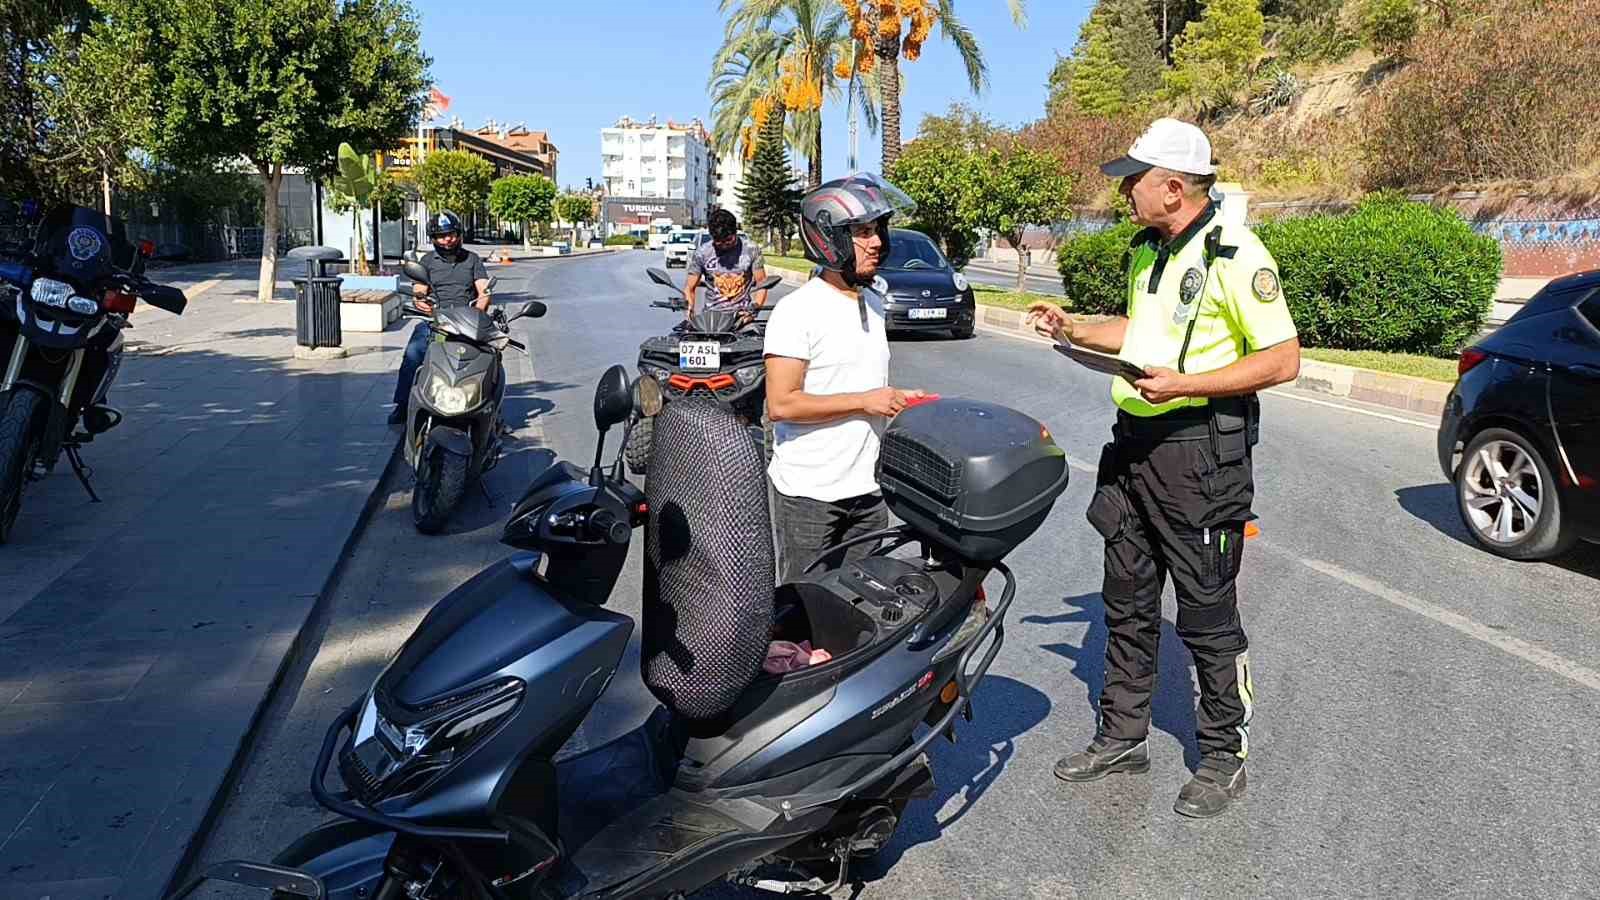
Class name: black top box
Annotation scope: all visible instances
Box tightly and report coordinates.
[877,398,1069,564]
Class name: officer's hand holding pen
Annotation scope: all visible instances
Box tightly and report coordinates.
[1133,366,1191,404]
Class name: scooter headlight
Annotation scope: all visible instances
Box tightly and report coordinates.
[733,363,764,386]
[345,679,524,802]
[426,373,483,415]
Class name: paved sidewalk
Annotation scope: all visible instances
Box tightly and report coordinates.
[0,262,408,898]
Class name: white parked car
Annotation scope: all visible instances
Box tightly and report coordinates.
[662,230,699,268]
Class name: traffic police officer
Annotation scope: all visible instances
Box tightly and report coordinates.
[1028,118,1301,818]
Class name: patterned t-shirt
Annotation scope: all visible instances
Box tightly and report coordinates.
[687,237,765,311]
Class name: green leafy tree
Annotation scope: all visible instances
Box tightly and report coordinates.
[1070,19,1130,115]
[1,0,94,201]
[487,174,557,250]
[737,104,802,253]
[416,150,494,234]
[913,102,1004,153]
[1358,0,1420,57]
[1164,0,1266,115]
[965,145,1072,291]
[132,0,430,301]
[891,138,980,266]
[37,4,158,214]
[554,193,595,247]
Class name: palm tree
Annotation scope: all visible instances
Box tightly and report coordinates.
[711,0,878,189]
[842,0,1027,173]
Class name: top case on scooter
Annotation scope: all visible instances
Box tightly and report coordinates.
[642,399,775,721]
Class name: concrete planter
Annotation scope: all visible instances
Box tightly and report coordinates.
[339,294,402,332]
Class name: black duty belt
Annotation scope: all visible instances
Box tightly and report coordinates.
[1116,406,1212,443]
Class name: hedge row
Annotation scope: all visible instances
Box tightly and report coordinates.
[1055,195,1502,357]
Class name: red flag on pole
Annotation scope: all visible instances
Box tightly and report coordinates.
[424,86,451,121]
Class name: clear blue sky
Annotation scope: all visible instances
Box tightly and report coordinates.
[413,1,1095,190]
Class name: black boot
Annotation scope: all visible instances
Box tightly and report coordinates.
[1053,735,1149,783]
[1173,753,1247,818]
[387,405,407,425]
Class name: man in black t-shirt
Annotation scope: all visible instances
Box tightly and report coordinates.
[390,210,491,423]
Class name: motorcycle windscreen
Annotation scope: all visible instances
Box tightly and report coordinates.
[642,399,775,721]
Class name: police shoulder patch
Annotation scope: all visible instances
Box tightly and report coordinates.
[1252,267,1280,302]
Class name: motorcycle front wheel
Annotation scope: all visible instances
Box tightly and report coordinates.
[412,447,469,534]
[0,389,47,544]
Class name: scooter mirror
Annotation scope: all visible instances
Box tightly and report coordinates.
[401,260,430,285]
[513,300,547,320]
[633,375,664,418]
[646,267,676,289]
[755,275,782,291]
[593,364,632,432]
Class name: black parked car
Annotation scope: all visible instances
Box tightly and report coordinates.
[879,228,976,339]
[1437,271,1600,560]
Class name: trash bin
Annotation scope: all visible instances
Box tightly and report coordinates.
[286,246,345,349]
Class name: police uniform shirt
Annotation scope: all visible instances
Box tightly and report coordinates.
[421,248,488,308]
[1115,203,1298,417]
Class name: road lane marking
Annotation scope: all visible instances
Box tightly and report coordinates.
[1298,557,1600,694]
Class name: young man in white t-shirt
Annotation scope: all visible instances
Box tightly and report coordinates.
[763,173,925,582]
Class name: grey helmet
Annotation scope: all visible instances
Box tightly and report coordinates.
[799,172,916,278]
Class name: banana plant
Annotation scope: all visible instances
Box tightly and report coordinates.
[330,142,380,275]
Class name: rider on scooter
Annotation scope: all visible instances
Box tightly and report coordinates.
[683,209,769,323]
[389,210,492,424]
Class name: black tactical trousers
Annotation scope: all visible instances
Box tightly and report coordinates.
[1087,414,1257,759]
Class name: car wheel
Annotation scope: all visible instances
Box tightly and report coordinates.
[1455,427,1578,560]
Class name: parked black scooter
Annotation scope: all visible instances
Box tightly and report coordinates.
[0,204,187,543]
[626,267,782,475]
[171,365,1070,900]
[397,259,546,533]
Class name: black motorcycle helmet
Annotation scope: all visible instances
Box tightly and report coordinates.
[426,210,463,244]
[799,172,916,286]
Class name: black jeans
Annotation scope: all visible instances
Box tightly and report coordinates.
[1089,423,1256,760]
[773,490,888,583]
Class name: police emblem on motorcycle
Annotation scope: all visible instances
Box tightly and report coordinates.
[67,227,103,262]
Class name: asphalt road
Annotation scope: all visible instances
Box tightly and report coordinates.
[962,259,1065,297]
[189,249,1600,899]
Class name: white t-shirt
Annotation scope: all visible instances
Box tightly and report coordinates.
[763,277,890,502]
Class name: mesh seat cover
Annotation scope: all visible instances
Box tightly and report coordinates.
[642,400,775,720]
